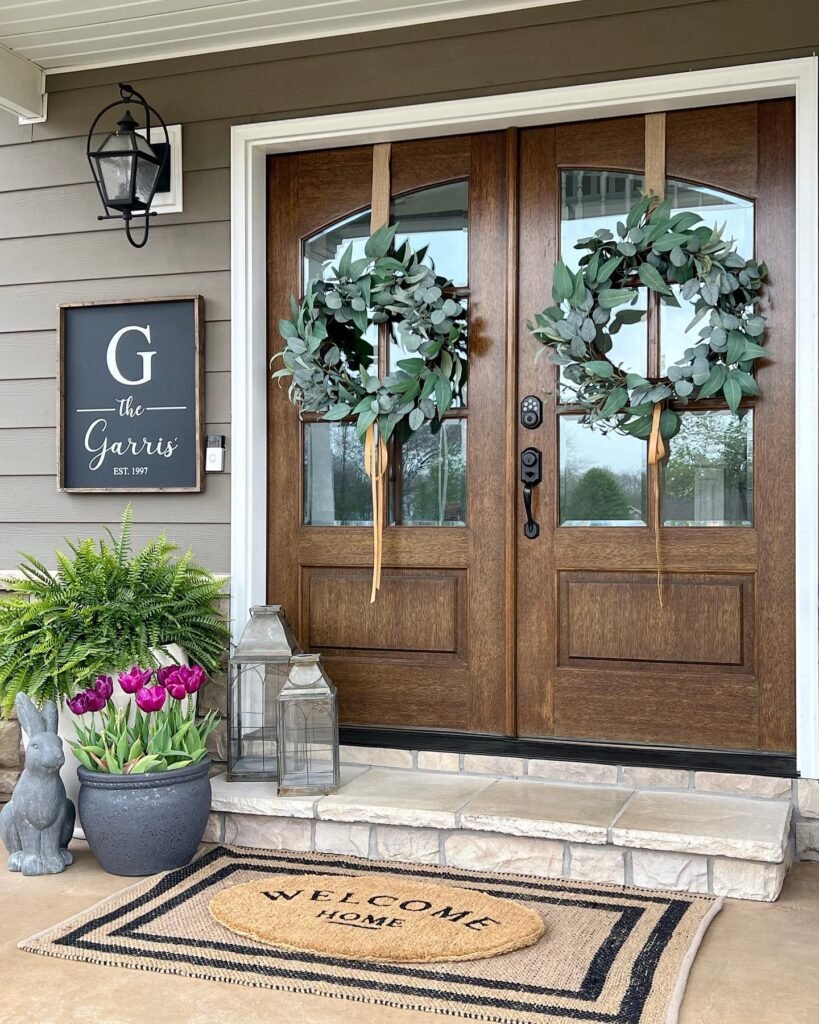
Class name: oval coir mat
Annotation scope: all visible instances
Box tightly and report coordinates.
[208,872,546,963]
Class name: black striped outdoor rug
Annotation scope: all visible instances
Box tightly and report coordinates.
[20,845,722,1024]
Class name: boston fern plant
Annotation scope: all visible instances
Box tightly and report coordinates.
[0,507,229,715]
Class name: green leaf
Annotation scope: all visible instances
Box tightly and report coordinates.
[434,375,452,415]
[601,387,628,416]
[696,363,727,399]
[621,416,654,438]
[323,403,352,421]
[597,289,636,310]
[364,223,397,259]
[638,262,673,296]
[408,407,424,432]
[659,409,680,440]
[571,269,587,307]
[722,376,742,413]
[739,340,768,361]
[626,194,652,229]
[595,255,624,283]
[731,369,760,396]
[584,360,614,378]
[551,261,574,304]
[726,329,747,364]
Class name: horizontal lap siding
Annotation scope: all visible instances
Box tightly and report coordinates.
[0,0,816,574]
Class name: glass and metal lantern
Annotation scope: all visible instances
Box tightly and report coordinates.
[86,83,169,248]
[276,653,340,796]
[227,605,298,782]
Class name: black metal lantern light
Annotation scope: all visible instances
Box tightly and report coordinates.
[86,83,169,248]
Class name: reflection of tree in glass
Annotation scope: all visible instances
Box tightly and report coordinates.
[664,412,752,525]
[330,427,370,523]
[564,468,632,523]
[400,423,466,525]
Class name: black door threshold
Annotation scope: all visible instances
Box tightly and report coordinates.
[339,726,798,777]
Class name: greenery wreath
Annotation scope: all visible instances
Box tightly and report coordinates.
[272,222,467,442]
[528,193,769,442]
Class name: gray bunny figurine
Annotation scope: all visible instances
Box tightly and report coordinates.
[0,694,75,875]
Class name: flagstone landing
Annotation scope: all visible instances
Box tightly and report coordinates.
[208,754,794,902]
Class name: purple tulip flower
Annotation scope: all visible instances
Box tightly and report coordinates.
[135,684,166,713]
[119,665,154,694]
[164,677,188,701]
[66,692,89,715]
[182,665,207,694]
[162,665,207,699]
[84,689,108,713]
[155,665,177,687]
[94,675,114,700]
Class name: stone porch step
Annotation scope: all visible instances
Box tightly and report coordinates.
[207,765,793,901]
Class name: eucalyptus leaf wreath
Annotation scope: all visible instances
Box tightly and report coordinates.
[527,192,769,442]
[272,222,467,441]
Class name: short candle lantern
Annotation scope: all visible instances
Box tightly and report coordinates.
[276,653,340,796]
[227,605,298,781]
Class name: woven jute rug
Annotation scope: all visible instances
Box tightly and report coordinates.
[20,845,723,1024]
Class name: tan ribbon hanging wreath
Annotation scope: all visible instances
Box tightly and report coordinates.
[272,146,468,602]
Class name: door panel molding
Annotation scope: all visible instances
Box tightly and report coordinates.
[232,56,819,774]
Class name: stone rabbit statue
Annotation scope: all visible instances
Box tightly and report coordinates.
[0,694,75,875]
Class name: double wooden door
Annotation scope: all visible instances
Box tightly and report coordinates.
[268,100,796,755]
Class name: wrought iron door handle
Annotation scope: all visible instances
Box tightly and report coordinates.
[520,447,542,540]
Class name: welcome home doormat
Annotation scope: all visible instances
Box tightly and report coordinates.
[208,872,546,963]
[20,846,723,1024]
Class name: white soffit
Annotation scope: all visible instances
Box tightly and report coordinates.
[0,1,582,74]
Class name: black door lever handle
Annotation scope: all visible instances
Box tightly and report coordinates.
[520,447,542,540]
[523,483,539,539]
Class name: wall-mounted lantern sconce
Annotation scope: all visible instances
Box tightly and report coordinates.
[86,82,169,249]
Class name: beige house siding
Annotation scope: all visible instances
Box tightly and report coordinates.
[0,0,816,571]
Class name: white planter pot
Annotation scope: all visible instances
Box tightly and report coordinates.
[23,645,189,836]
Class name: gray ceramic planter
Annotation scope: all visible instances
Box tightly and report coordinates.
[78,758,212,876]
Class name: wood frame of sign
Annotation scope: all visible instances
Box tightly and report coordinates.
[57,296,205,493]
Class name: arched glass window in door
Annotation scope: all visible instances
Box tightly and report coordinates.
[557,170,755,529]
[301,180,469,527]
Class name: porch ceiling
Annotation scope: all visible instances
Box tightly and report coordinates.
[0,1,580,74]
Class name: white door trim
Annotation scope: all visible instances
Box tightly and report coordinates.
[230,56,819,775]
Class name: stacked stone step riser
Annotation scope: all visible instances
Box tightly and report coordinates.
[203,811,790,902]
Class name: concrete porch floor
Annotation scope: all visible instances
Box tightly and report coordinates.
[1,846,817,1024]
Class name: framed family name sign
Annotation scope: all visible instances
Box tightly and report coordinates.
[58,296,204,492]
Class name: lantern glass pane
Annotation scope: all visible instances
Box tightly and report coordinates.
[278,697,338,793]
[97,153,134,205]
[228,661,289,778]
[135,154,161,205]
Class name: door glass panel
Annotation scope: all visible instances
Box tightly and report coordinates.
[560,171,648,392]
[660,182,754,373]
[303,422,371,526]
[561,170,646,271]
[302,208,378,379]
[559,416,647,526]
[303,207,372,283]
[391,180,469,286]
[389,183,470,407]
[662,410,753,526]
[393,420,467,526]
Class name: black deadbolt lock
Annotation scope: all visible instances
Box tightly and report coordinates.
[520,395,543,430]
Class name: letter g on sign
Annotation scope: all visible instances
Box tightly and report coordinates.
[106,325,155,386]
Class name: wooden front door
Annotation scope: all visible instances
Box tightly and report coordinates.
[517,103,795,753]
[268,134,513,734]
[268,101,796,756]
